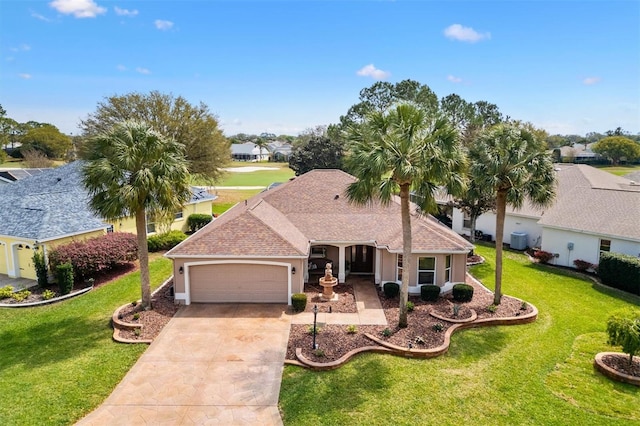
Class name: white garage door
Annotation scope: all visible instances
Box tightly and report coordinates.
[189,263,288,303]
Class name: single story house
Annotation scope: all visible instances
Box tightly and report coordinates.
[166,169,474,305]
[0,162,216,280]
[267,141,293,161]
[231,142,270,162]
[445,164,640,268]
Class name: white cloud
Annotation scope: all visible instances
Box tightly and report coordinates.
[444,24,490,43]
[31,11,52,22]
[116,64,127,71]
[356,64,390,80]
[19,73,32,79]
[447,75,462,83]
[154,19,174,30]
[136,67,151,75]
[49,0,107,18]
[582,76,601,85]
[10,44,31,52]
[114,6,138,17]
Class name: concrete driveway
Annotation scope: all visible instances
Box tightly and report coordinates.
[77,304,292,425]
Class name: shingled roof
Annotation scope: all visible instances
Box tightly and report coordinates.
[538,164,640,241]
[167,169,473,258]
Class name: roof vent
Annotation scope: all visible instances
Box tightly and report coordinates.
[334,194,339,200]
[631,181,637,186]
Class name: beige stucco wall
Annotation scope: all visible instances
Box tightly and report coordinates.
[113,201,214,234]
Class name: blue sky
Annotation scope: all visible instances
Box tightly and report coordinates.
[1,0,638,137]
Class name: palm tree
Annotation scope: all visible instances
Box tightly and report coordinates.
[470,123,556,305]
[345,103,466,328]
[82,120,191,309]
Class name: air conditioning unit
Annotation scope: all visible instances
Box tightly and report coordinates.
[510,232,528,250]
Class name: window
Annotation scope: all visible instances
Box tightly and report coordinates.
[396,254,403,281]
[106,225,114,233]
[463,212,471,229]
[174,210,184,220]
[145,213,156,234]
[418,257,436,285]
[599,239,611,256]
[444,255,451,282]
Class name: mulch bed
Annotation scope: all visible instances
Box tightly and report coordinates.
[301,282,357,313]
[117,280,180,341]
[286,277,533,364]
[602,354,640,378]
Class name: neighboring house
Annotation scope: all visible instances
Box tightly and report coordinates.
[0,168,49,184]
[267,141,292,161]
[0,162,216,280]
[231,142,270,162]
[166,169,473,305]
[555,143,604,164]
[445,164,640,268]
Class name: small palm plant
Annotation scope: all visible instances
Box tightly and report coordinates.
[606,309,640,367]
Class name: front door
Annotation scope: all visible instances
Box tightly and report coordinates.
[351,245,373,273]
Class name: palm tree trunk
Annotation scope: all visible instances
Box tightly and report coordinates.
[494,190,507,305]
[399,184,412,328]
[135,208,152,309]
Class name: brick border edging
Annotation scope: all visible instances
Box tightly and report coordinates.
[110,277,173,345]
[292,299,538,370]
[594,352,640,386]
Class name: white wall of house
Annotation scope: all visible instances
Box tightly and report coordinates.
[541,227,640,267]
[452,208,542,248]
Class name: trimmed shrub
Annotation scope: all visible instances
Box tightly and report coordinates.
[48,232,138,280]
[533,250,554,264]
[33,250,49,288]
[452,283,474,302]
[56,263,74,295]
[406,301,415,312]
[187,213,213,233]
[147,230,188,252]
[0,285,14,299]
[12,290,31,302]
[383,282,400,298]
[420,284,440,302]
[598,252,640,295]
[291,293,307,312]
[573,259,594,272]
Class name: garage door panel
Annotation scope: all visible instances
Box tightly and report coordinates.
[190,263,288,303]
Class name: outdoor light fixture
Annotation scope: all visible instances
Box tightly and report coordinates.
[292,267,296,274]
[312,304,319,350]
[179,266,184,275]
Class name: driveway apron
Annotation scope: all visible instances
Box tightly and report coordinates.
[77,304,292,425]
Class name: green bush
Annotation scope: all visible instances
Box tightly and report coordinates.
[383,282,400,298]
[0,285,14,299]
[147,230,188,252]
[291,293,307,312]
[56,263,74,296]
[32,250,48,289]
[420,284,440,302]
[12,290,31,302]
[406,301,415,312]
[598,252,640,295]
[187,213,213,233]
[42,289,56,300]
[452,283,474,302]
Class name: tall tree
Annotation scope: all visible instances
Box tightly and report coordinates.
[80,91,230,182]
[345,103,466,328]
[82,121,191,309]
[592,136,640,165]
[253,135,270,161]
[20,124,72,159]
[289,134,343,175]
[470,123,556,304]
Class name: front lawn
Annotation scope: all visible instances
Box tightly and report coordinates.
[0,258,172,425]
[596,164,640,176]
[279,245,640,425]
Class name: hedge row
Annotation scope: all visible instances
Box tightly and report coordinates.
[147,230,188,252]
[48,232,138,280]
[187,213,213,233]
[598,252,640,295]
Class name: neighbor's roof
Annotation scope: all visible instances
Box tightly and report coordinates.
[538,164,640,241]
[0,162,217,241]
[0,162,108,241]
[167,169,474,258]
[0,168,49,183]
[230,142,260,155]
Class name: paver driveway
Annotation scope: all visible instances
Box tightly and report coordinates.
[78,304,292,425]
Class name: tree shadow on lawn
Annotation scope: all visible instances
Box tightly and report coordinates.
[280,355,392,423]
[0,315,108,371]
[446,326,512,363]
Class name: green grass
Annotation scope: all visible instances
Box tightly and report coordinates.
[0,258,172,425]
[595,164,640,176]
[192,162,294,187]
[279,245,640,425]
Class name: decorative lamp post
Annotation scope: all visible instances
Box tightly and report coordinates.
[312,304,318,349]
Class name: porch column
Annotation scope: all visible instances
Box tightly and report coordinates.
[375,248,381,284]
[303,258,309,283]
[338,245,346,283]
